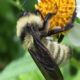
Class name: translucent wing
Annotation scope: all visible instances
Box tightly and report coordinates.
[28,27,63,80]
[67,22,80,46]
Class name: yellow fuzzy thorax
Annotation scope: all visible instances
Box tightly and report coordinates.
[35,0,76,34]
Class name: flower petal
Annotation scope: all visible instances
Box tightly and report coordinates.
[76,0,80,18]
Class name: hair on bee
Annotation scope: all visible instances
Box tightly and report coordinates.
[16,8,74,80]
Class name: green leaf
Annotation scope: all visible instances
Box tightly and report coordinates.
[72,70,80,80]
[0,52,40,80]
[20,0,38,12]
[0,0,15,21]
[76,17,80,24]
[67,22,80,47]
[63,64,72,80]
[19,70,45,80]
[70,58,80,69]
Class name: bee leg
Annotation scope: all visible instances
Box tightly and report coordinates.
[47,10,76,36]
[39,3,58,31]
[35,9,44,20]
[47,22,73,36]
[58,34,64,43]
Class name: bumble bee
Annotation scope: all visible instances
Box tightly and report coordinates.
[17,10,72,66]
[16,8,74,79]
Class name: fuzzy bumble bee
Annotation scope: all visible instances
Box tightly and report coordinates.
[16,9,74,79]
[16,0,77,79]
[17,10,72,66]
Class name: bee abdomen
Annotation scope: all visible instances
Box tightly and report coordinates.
[42,38,72,66]
[50,42,72,66]
[58,45,72,66]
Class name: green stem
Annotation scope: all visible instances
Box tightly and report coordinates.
[8,0,22,10]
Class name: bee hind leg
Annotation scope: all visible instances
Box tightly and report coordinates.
[47,21,73,37]
[58,34,64,43]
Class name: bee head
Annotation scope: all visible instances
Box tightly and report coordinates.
[16,11,43,42]
[18,11,31,18]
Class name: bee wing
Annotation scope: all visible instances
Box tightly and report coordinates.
[28,27,63,80]
[67,22,80,46]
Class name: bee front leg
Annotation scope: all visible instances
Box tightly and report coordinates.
[39,3,58,31]
[35,9,44,20]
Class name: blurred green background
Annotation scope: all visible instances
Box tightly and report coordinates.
[0,0,80,80]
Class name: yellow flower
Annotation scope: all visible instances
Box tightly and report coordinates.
[35,0,76,35]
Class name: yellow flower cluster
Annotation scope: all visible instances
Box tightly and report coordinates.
[35,0,76,33]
